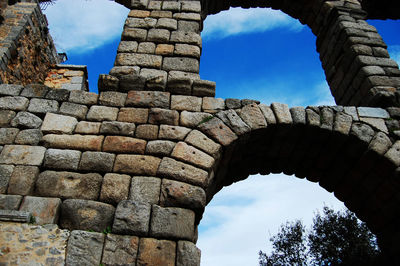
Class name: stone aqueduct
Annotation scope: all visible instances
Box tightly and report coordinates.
[0,0,400,264]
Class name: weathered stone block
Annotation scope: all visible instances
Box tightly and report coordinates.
[0,210,31,223]
[19,196,61,225]
[7,166,39,195]
[156,18,177,30]
[150,10,172,18]
[173,12,201,21]
[0,96,29,111]
[163,57,199,72]
[0,145,45,166]
[99,91,127,107]
[79,151,115,172]
[160,179,206,210]
[157,157,208,187]
[177,240,201,266]
[114,155,161,175]
[185,130,221,158]
[225,98,241,109]
[0,164,14,194]
[170,31,202,46]
[147,28,170,42]
[69,90,98,105]
[0,194,22,210]
[0,110,16,127]
[290,107,306,125]
[384,141,400,166]
[145,140,175,156]
[59,102,88,120]
[136,124,159,140]
[238,103,268,129]
[174,43,200,58]
[197,117,238,146]
[118,41,138,53]
[0,128,19,145]
[66,230,105,265]
[171,95,202,111]
[100,121,136,137]
[358,107,390,118]
[15,129,42,145]
[150,205,195,240]
[126,91,170,108]
[87,105,119,121]
[149,108,179,125]
[41,113,78,134]
[167,77,192,95]
[137,238,176,266]
[116,53,162,68]
[112,200,151,236]
[180,111,212,127]
[103,136,146,154]
[271,102,292,124]
[259,104,277,124]
[162,1,180,11]
[138,42,156,53]
[125,17,157,28]
[100,173,131,205]
[140,68,167,90]
[74,121,101,134]
[20,84,49,98]
[171,142,215,170]
[45,88,70,101]
[156,44,174,55]
[11,111,42,128]
[202,97,225,112]
[159,125,191,140]
[122,28,148,42]
[129,176,161,204]
[334,112,353,135]
[42,134,104,151]
[129,9,151,17]
[192,80,216,97]
[61,199,115,231]
[44,149,81,170]
[216,109,250,135]
[320,107,334,130]
[36,171,102,200]
[118,107,148,123]
[177,20,200,33]
[27,98,58,114]
[0,84,23,96]
[101,234,139,266]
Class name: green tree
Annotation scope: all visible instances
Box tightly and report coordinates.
[259,206,381,266]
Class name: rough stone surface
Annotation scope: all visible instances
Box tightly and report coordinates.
[0,110,16,127]
[100,121,136,136]
[60,102,88,120]
[180,111,213,127]
[43,148,81,170]
[114,155,161,175]
[0,128,19,145]
[66,230,105,265]
[160,179,206,210]
[177,240,201,266]
[36,171,102,200]
[259,104,277,124]
[136,124,159,140]
[99,91,127,107]
[19,196,61,225]
[159,125,191,140]
[150,205,195,240]
[79,151,116,172]
[137,238,176,266]
[101,234,139,266]
[103,136,146,154]
[87,105,119,121]
[27,98,58,114]
[41,113,78,134]
[74,121,101,134]
[202,97,225,111]
[7,166,39,196]
[118,107,149,123]
[0,96,29,111]
[61,199,115,231]
[42,134,104,151]
[171,141,215,170]
[69,90,98,105]
[197,117,238,146]
[11,111,42,128]
[0,194,22,210]
[171,95,202,111]
[126,91,170,108]
[112,200,151,236]
[14,129,42,145]
[149,108,179,125]
[129,176,161,205]
[271,102,292,124]
[0,164,14,194]
[0,145,45,166]
[100,173,131,205]
[216,109,251,135]
[146,140,176,156]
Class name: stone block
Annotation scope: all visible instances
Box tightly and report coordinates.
[320,107,334,130]
[36,171,102,200]
[150,205,195,240]
[66,230,105,265]
[271,102,292,124]
[0,128,19,145]
[16,129,42,145]
[147,28,170,42]
[44,148,81,170]
[118,41,138,53]
[170,31,202,46]
[176,240,201,266]
[162,1,180,11]
[167,77,192,95]
[115,53,162,68]
[171,142,215,170]
[160,179,206,210]
[169,70,200,81]
[150,10,173,18]
[177,20,200,33]
[136,124,159,140]
[155,44,174,55]
[181,1,201,12]
[173,12,201,21]
[125,17,157,28]
[41,113,78,134]
[69,90,98,105]
[0,96,29,111]
[79,151,115,172]
[126,91,170,108]
[7,166,39,195]
[197,117,238,146]
[163,57,199,72]
[159,125,191,140]
[192,80,216,97]
[45,88,70,101]
[157,157,208,187]
[103,136,146,154]
[59,102,88,120]
[0,194,22,210]
[334,112,353,135]
[135,42,155,54]
[61,199,115,231]
[237,103,267,129]
[27,98,58,114]
[0,110,16,127]
[306,108,320,127]
[357,107,390,118]
[0,164,14,193]
[122,28,148,42]
[101,234,139,266]
[171,95,202,111]
[74,121,101,134]
[20,85,49,98]
[0,210,31,223]
[99,91,127,107]
[87,105,119,121]
[225,99,241,109]
[385,141,400,166]
[114,155,161,175]
[290,107,306,125]
[360,117,388,134]
[180,111,213,127]
[137,238,176,266]
[149,108,179,125]
[129,176,161,204]
[145,140,175,156]
[118,107,148,123]
[156,18,177,30]
[0,84,23,96]
[112,200,151,236]
[19,196,61,225]
[100,121,136,136]
[140,68,167,90]
[100,173,131,205]
[185,130,221,158]
[11,111,42,128]
[0,145,46,166]
[202,97,225,111]
[216,109,251,135]
[129,9,151,17]
[42,134,104,151]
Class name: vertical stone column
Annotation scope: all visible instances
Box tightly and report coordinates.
[99,0,216,97]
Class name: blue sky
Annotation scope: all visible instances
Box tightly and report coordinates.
[44,1,400,265]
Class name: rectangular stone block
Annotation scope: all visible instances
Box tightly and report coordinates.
[171,142,215,170]
[44,149,81,170]
[170,31,202,46]
[19,196,61,225]
[0,128,19,145]
[162,57,199,72]
[66,231,105,266]
[60,102,88,120]
[185,130,221,158]
[99,91,127,107]
[0,164,14,194]
[0,194,22,210]
[129,176,161,204]
[7,166,39,196]
[112,200,151,236]
[159,125,191,140]
[75,121,101,134]
[15,129,42,145]
[156,18,177,30]
[171,95,202,111]
[148,108,179,125]
[79,151,116,172]
[41,113,78,134]
[136,124,159,140]
[160,179,206,210]
[0,84,23,96]
[100,121,136,137]
[174,43,201,58]
[118,107,149,123]
[0,210,31,223]
[87,105,119,121]
[137,238,176,266]
[0,110,16,127]
[122,28,148,41]
[100,173,131,205]
[27,98,59,114]
[125,17,157,28]
[103,136,146,154]
[173,12,201,21]
[0,96,29,111]
[180,111,213,128]
[115,53,162,68]
[177,240,201,266]
[147,28,170,42]
[102,234,139,266]
[114,155,161,175]
[118,41,138,53]
[42,134,104,151]
[126,91,170,108]
[69,90,98,105]
[36,171,103,200]
[11,111,42,129]
[202,97,225,112]
[0,145,46,166]
[197,117,238,146]
[145,140,175,156]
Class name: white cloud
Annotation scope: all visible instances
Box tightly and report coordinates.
[197,174,346,266]
[389,45,400,65]
[43,0,129,54]
[202,7,304,39]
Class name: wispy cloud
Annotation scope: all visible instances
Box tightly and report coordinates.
[43,0,129,54]
[197,174,346,266]
[388,45,400,65]
[202,8,304,39]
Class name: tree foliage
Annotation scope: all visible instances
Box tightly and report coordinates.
[259,206,381,266]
